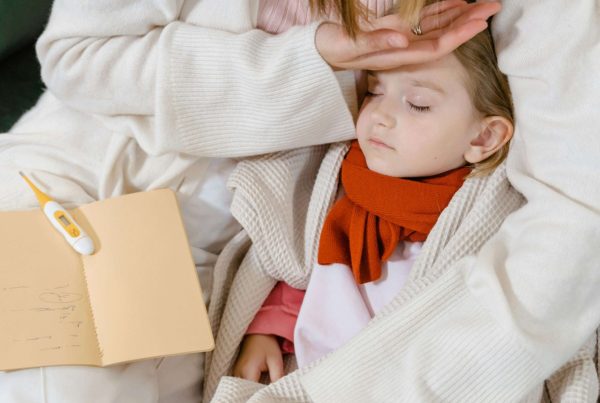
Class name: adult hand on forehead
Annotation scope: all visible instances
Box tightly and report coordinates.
[316,0,501,71]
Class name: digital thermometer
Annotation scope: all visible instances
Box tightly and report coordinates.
[20,172,95,255]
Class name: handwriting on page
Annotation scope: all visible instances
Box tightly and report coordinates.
[3,282,88,352]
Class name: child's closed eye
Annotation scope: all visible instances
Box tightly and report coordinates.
[407,102,430,112]
[365,90,382,97]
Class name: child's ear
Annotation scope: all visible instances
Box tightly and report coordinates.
[464,116,514,164]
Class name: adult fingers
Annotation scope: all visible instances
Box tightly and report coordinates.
[365,1,464,33]
[366,0,466,32]
[365,1,498,35]
[316,22,408,70]
[419,3,468,33]
[459,1,501,22]
[322,1,497,70]
[410,19,489,61]
[420,1,500,35]
[420,0,467,19]
[422,0,501,23]
[350,19,487,70]
[362,13,411,33]
[351,28,409,55]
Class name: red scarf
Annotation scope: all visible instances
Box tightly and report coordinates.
[317,141,470,284]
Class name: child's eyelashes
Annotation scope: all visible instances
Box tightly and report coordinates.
[407,102,431,113]
[365,91,382,98]
[364,91,431,113]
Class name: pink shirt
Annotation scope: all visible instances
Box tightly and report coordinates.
[257,0,311,34]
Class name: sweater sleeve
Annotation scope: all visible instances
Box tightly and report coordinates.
[246,282,305,354]
[299,1,600,401]
[35,0,357,157]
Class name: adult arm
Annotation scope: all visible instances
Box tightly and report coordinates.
[299,1,600,401]
[36,0,358,157]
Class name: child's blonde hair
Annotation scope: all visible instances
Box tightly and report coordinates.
[453,27,514,177]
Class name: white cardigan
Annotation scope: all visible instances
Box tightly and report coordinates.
[35,0,359,158]
[205,0,600,401]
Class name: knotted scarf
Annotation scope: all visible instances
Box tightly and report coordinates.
[317,141,470,284]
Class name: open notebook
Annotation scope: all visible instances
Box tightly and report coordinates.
[0,189,214,371]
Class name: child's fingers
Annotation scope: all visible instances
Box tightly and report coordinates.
[236,363,262,383]
[267,353,285,382]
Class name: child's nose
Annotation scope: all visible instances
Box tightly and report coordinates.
[371,104,396,129]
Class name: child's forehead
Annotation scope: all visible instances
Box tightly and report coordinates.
[368,54,468,91]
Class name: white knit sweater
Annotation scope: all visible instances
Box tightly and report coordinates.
[34,0,362,158]
[205,0,600,401]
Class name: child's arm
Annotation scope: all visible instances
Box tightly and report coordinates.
[233,282,305,383]
[245,282,305,353]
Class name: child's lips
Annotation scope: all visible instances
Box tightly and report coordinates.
[368,137,394,150]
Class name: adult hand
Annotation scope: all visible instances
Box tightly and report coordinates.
[316,0,501,71]
[232,334,285,383]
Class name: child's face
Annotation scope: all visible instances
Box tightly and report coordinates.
[356,54,482,178]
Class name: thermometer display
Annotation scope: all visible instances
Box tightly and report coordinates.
[20,172,95,255]
[58,215,70,226]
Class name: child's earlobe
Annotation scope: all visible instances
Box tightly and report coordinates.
[464,116,513,163]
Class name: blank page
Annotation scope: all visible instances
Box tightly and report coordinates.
[76,189,213,365]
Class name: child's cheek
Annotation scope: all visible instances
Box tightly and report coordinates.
[355,115,369,141]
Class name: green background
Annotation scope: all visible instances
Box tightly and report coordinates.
[0,0,53,132]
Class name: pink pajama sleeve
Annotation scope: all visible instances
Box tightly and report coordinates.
[245,281,305,354]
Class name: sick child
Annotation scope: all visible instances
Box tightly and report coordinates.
[233,26,514,382]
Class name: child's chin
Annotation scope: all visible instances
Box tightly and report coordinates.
[365,158,401,177]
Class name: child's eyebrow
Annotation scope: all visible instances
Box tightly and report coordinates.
[410,79,447,95]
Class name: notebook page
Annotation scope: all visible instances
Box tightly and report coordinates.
[77,189,214,365]
[0,209,100,370]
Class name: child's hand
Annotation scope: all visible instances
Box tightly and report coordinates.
[233,334,285,383]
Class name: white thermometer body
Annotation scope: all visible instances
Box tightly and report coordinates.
[43,201,95,255]
[20,172,95,255]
